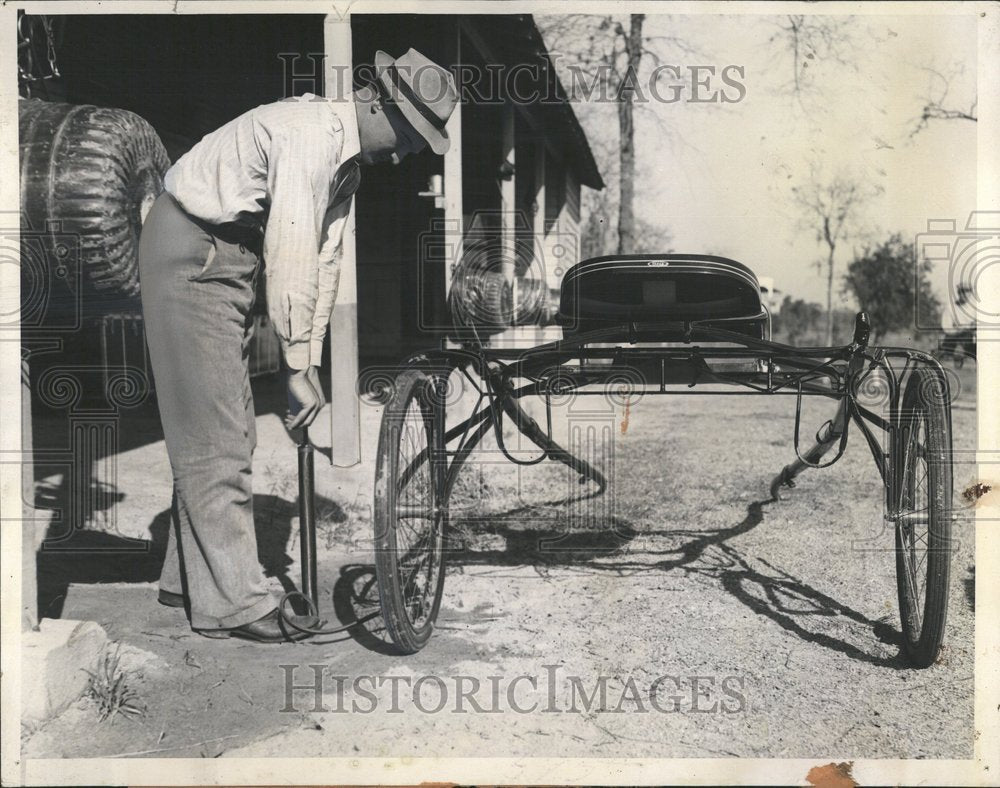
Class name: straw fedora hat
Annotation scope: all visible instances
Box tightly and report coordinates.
[374,48,459,155]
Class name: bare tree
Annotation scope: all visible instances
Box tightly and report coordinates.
[767,14,857,97]
[580,188,616,259]
[615,14,644,254]
[792,167,882,345]
[538,14,688,255]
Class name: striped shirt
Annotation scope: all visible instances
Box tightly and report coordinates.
[164,93,361,370]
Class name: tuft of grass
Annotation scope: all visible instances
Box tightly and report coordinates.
[84,645,146,723]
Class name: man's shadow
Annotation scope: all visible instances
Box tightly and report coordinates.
[36,492,345,619]
[249,492,346,601]
[34,472,149,620]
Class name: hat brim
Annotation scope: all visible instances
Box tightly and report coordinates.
[375,50,450,155]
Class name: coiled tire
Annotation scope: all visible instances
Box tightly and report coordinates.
[19,98,170,303]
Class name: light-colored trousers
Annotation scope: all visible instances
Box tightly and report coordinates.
[138,192,275,630]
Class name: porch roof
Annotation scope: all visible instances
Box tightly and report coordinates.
[464,14,604,191]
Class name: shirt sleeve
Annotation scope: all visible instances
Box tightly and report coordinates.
[308,195,354,367]
[263,124,342,370]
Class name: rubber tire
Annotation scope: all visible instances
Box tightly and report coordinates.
[893,367,953,668]
[19,98,170,301]
[374,369,447,654]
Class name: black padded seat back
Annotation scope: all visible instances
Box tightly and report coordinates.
[558,254,766,338]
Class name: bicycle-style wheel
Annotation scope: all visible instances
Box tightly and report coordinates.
[373,369,447,653]
[893,367,953,667]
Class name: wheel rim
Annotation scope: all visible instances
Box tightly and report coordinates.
[899,408,930,641]
[390,390,443,633]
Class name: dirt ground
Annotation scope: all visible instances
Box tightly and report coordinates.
[21,358,979,761]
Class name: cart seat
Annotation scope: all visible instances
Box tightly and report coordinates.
[557,254,767,339]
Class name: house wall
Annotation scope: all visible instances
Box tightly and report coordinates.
[59,15,326,161]
[540,152,582,290]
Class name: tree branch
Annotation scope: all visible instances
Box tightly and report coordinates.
[910,64,978,136]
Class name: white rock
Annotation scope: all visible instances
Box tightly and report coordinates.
[21,619,108,723]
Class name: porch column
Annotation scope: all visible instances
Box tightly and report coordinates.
[325,14,361,467]
[442,27,463,300]
[499,103,516,346]
[533,139,547,344]
[21,352,36,631]
[533,138,546,270]
[500,102,516,286]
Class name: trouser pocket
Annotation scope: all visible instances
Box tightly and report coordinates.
[187,239,218,282]
[188,231,260,284]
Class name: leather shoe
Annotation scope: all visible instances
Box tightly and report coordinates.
[196,608,319,643]
[157,589,186,608]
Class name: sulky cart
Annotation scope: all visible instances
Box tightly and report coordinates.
[368,255,954,667]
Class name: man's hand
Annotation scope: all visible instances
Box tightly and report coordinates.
[285,365,326,430]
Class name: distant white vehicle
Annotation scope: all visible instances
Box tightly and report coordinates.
[758,276,782,314]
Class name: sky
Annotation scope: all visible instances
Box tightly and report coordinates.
[543,10,983,325]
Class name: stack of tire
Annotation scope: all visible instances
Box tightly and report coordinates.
[448,267,514,336]
[18,99,171,318]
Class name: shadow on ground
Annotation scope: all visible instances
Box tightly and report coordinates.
[340,496,906,666]
[36,492,344,621]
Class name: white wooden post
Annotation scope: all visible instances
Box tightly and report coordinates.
[442,28,463,301]
[500,103,516,286]
[21,352,36,631]
[325,14,361,467]
[500,104,516,346]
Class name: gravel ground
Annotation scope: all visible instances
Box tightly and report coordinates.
[22,362,978,762]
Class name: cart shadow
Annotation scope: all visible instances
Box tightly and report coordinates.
[707,542,901,667]
[328,500,907,666]
[441,498,905,668]
[330,563,399,655]
[284,562,404,655]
